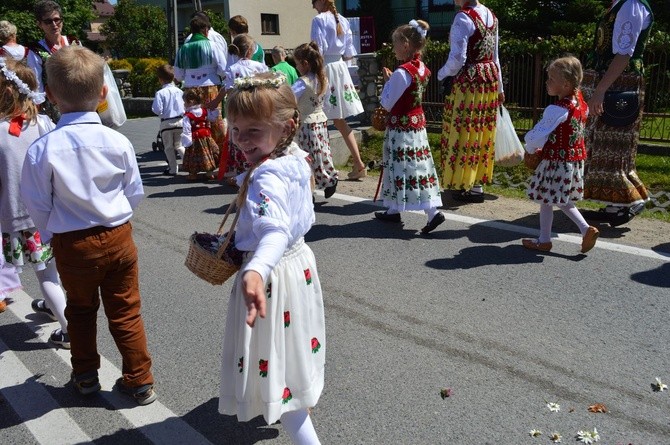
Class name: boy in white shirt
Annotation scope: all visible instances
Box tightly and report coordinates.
[20,46,157,405]
[152,64,185,176]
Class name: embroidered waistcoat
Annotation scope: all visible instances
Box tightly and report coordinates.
[542,92,588,162]
[184,108,212,139]
[388,57,429,131]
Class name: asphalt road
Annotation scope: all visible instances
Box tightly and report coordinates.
[1,117,669,445]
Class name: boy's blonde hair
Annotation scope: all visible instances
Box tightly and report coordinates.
[548,56,583,91]
[46,45,105,111]
[0,59,40,122]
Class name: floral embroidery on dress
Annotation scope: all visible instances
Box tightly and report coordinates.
[284,311,291,328]
[257,193,270,216]
[311,337,321,353]
[259,359,268,377]
[238,357,244,373]
[265,283,272,298]
[282,387,293,404]
[329,86,337,106]
[304,268,312,285]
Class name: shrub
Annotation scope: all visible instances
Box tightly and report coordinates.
[125,58,167,97]
[108,59,133,72]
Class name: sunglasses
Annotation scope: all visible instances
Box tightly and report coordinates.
[41,17,63,25]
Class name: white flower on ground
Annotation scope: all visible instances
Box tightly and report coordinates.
[653,377,668,392]
[550,432,562,442]
[576,428,599,444]
[529,429,542,437]
[546,401,560,412]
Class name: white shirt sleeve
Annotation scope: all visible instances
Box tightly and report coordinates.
[292,78,307,100]
[438,12,474,81]
[20,146,54,243]
[341,16,357,58]
[311,17,328,54]
[181,116,193,147]
[242,170,291,283]
[151,90,163,116]
[524,105,569,153]
[380,69,411,111]
[612,0,652,56]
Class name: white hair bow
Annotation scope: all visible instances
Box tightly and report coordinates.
[408,19,427,38]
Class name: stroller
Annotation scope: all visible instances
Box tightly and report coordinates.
[151,130,164,152]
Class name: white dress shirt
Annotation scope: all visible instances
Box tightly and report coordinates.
[20,112,143,242]
[152,82,185,119]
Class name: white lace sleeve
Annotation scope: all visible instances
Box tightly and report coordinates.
[612,0,652,56]
[524,105,568,153]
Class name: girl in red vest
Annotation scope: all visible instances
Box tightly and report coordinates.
[181,88,220,181]
[522,56,600,254]
[375,20,445,235]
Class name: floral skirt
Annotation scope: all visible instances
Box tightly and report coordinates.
[380,126,442,211]
[581,70,648,206]
[2,228,52,272]
[323,59,363,120]
[298,121,338,189]
[527,159,585,205]
[182,136,220,174]
[219,240,325,425]
[440,77,499,190]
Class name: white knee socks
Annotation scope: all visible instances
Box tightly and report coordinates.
[280,409,321,445]
[558,203,590,235]
[34,260,68,332]
[539,204,554,243]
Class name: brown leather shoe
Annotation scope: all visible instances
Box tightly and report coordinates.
[522,238,552,252]
[0,299,6,313]
[581,226,600,253]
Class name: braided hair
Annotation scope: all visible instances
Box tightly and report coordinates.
[325,0,343,36]
[293,41,327,96]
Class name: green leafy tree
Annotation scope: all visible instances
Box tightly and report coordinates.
[0,0,95,45]
[100,0,169,58]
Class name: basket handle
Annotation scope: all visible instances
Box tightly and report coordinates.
[214,169,253,258]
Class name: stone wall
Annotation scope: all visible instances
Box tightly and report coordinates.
[356,54,382,126]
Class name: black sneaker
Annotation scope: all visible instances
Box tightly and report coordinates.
[421,212,446,234]
[375,211,402,223]
[324,179,338,199]
[71,372,101,395]
[114,377,157,406]
[49,328,70,349]
[31,299,57,321]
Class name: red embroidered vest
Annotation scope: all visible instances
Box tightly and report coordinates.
[184,108,212,139]
[462,8,496,65]
[541,92,588,162]
[388,57,429,131]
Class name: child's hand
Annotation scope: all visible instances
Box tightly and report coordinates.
[382,67,392,82]
[242,270,266,327]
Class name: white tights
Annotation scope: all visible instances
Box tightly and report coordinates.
[538,203,589,243]
[386,207,440,222]
[280,409,321,445]
[34,260,68,333]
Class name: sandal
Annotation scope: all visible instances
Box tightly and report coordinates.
[347,166,367,180]
[71,372,101,395]
[114,377,157,406]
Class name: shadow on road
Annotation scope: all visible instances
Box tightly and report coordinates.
[631,262,670,288]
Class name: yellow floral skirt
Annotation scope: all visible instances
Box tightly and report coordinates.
[440,78,498,190]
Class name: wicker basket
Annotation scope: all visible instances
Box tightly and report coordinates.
[524,151,542,170]
[371,106,389,131]
[185,202,242,285]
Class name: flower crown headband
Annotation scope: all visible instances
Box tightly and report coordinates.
[409,19,427,38]
[233,72,287,91]
[0,57,46,105]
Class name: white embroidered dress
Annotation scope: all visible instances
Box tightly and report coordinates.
[219,143,325,424]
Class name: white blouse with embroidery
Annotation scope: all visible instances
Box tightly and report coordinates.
[611,0,652,56]
[310,12,357,58]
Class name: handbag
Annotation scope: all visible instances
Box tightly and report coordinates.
[494,105,524,167]
[601,90,640,127]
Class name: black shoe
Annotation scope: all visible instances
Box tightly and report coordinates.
[452,189,484,203]
[421,212,446,234]
[163,169,177,176]
[31,299,57,321]
[375,211,401,223]
[324,180,338,199]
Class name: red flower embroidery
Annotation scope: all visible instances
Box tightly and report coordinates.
[304,269,312,285]
[282,387,293,404]
[284,311,291,328]
[311,337,321,353]
[259,359,268,377]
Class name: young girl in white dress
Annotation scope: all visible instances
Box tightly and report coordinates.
[522,56,599,254]
[375,20,445,234]
[0,57,69,346]
[292,41,338,199]
[219,72,325,445]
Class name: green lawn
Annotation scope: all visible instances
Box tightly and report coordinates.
[358,129,670,223]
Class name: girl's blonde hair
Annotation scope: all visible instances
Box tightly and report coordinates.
[293,41,327,96]
[325,0,343,36]
[548,55,583,91]
[0,59,39,122]
[226,72,300,207]
[229,34,255,59]
[392,20,430,53]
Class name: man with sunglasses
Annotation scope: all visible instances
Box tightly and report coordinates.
[28,0,81,122]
